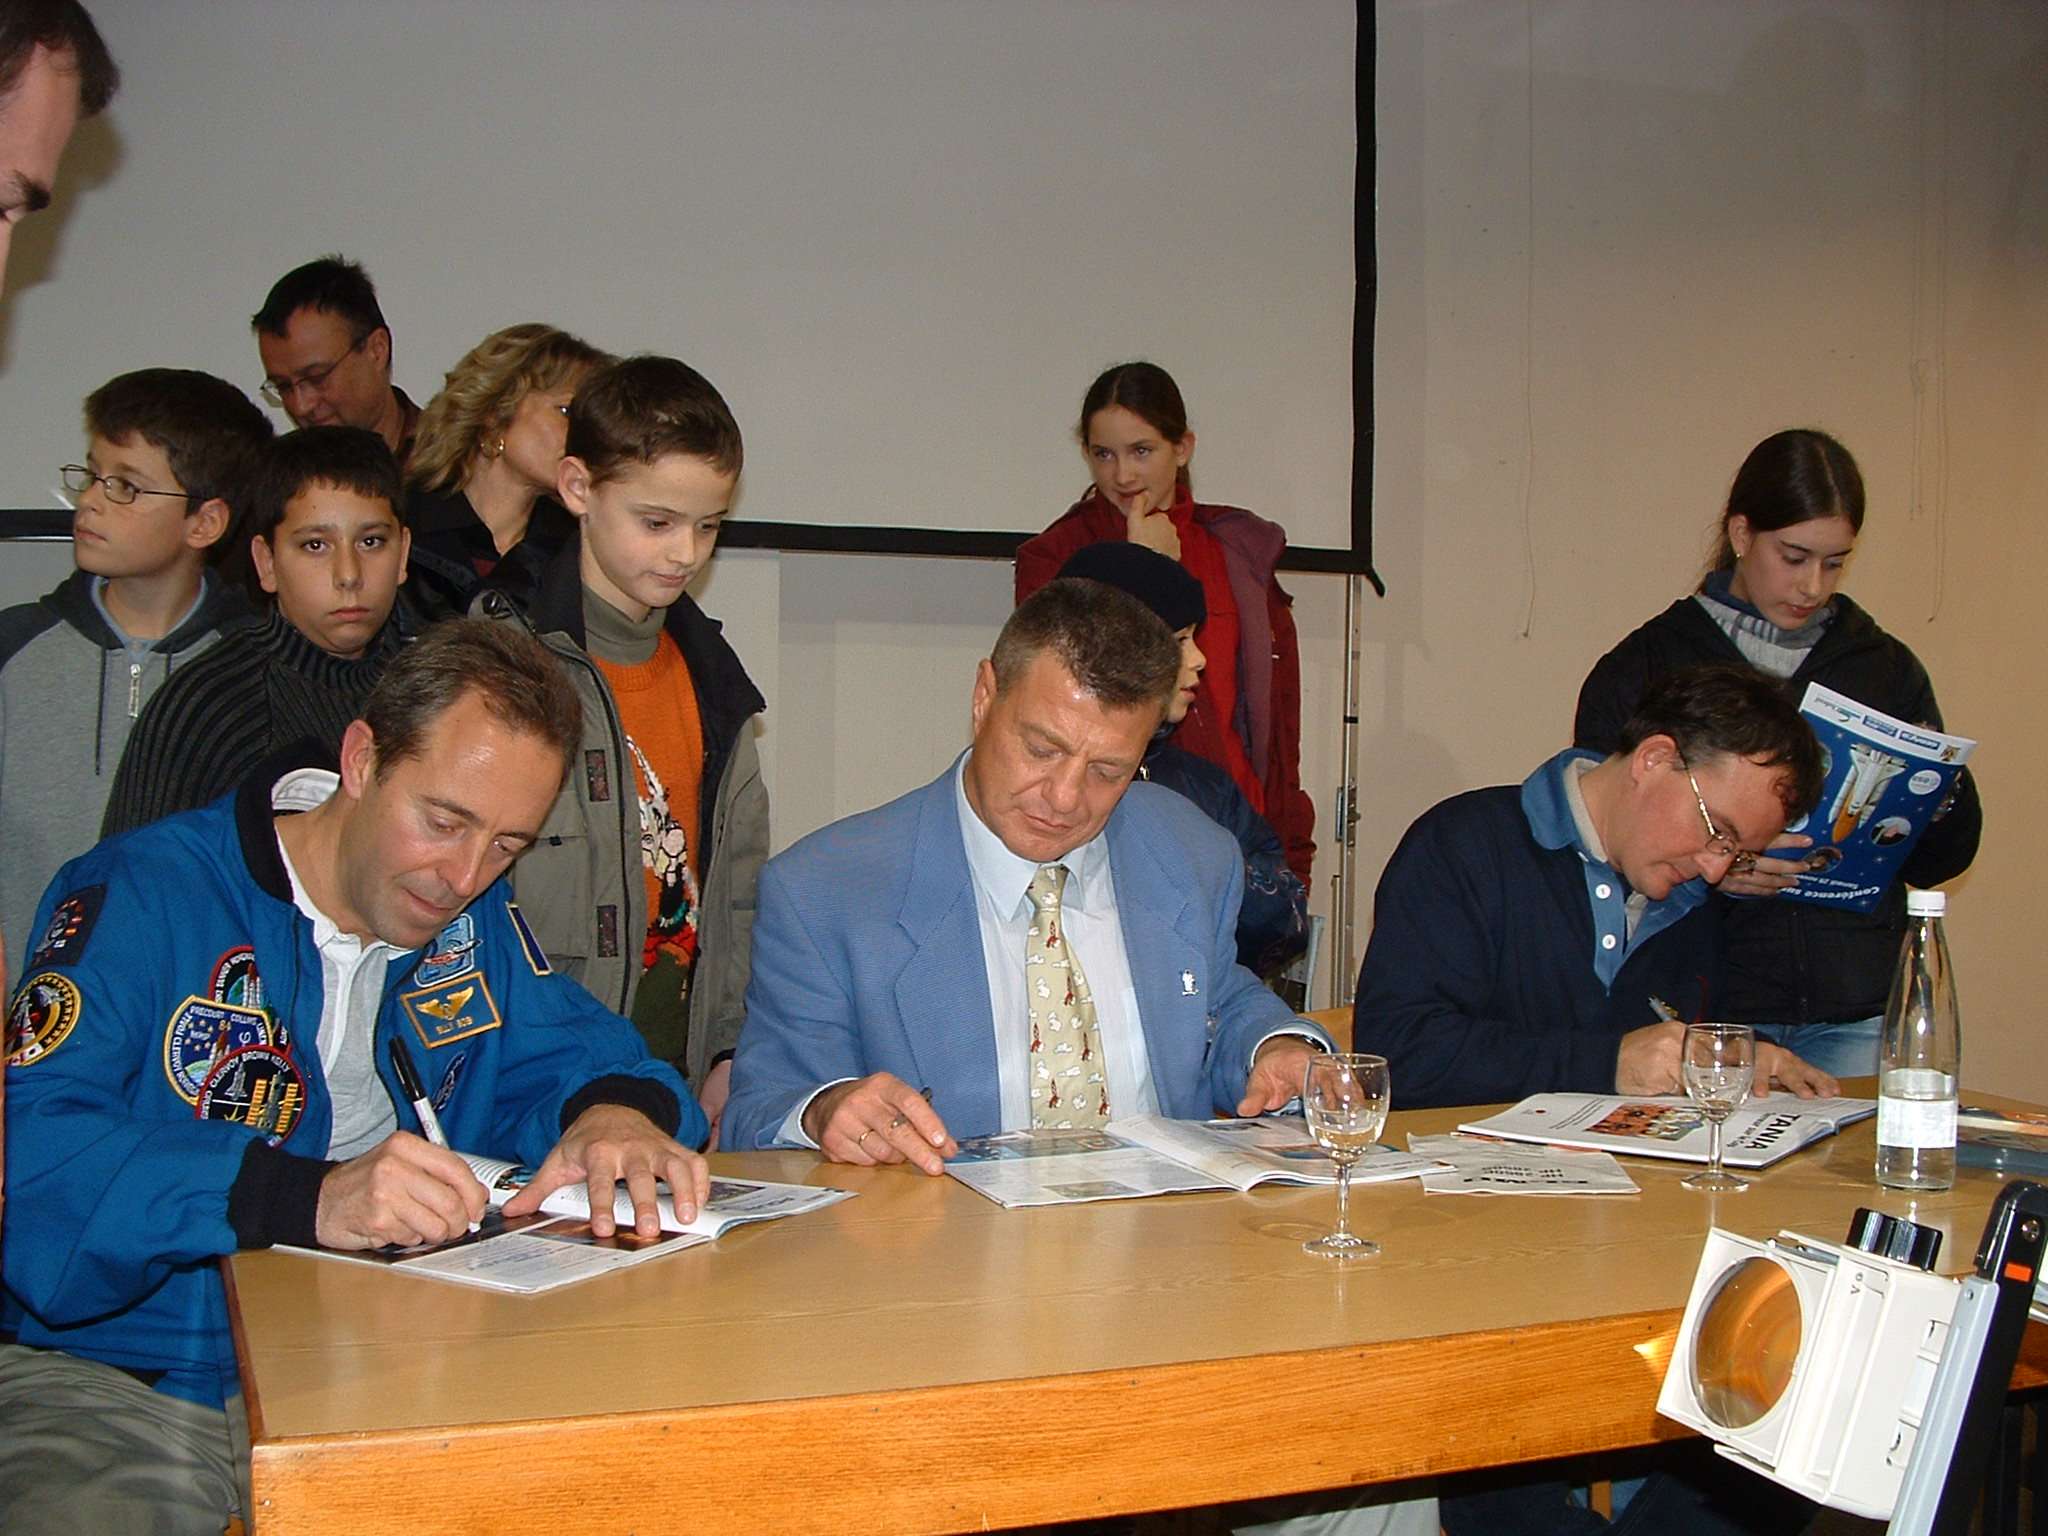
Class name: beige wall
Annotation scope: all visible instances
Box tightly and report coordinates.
[1367,0,2047,1095]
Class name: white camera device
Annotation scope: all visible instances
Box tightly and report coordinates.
[1656,1225,1959,1520]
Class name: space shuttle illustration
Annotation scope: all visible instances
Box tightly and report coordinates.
[1827,743,1908,845]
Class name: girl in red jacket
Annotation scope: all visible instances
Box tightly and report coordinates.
[1015,361,1315,885]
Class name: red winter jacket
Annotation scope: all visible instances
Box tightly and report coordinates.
[1015,491,1315,885]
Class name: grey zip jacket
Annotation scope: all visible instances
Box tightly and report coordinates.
[0,569,248,955]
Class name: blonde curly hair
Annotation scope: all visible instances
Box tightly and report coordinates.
[408,323,612,494]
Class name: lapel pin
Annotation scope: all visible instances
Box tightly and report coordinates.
[1180,969,1199,997]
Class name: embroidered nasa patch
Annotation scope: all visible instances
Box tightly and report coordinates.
[209,946,266,1010]
[401,973,503,1047]
[197,1044,305,1145]
[28,886,105,968]
[413,913,479,987]
[163,995,274,1104]
[506,901,550,975]
[7,972,82,1067]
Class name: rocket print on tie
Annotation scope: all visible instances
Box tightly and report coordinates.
[1025,863,1110,1130]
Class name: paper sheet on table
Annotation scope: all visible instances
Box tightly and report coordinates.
[1407,1133,1640,1196]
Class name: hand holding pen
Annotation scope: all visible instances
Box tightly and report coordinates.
[390,1035,479,1232]
[309,1036,488,1250]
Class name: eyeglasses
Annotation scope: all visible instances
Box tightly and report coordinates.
[260,330,370,407]
[59,465,194,507]
[1683,762,1757,875]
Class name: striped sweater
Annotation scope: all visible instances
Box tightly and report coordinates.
[100,605,406,837]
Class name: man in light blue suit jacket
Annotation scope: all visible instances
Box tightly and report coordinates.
[723,579,1328,1168]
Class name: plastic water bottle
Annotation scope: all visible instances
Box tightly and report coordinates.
[1876,890,1959,1191]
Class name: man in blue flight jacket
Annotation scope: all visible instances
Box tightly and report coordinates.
[0,621,708,1536]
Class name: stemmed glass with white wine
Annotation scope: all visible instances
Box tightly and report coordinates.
[1301,1052,1390,1258]
[1680,1023,1756,1193]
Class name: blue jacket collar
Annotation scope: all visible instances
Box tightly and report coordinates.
[1520,748,1603,853]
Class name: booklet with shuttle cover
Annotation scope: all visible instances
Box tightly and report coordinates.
[1776,683,1975,913]
[944,1114,1442,1209]
[1456,1093,1875,1170]
[277,1157,854,1293]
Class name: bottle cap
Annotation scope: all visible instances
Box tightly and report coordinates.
[1906,890,1947,917]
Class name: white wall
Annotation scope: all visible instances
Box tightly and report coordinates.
[0,0,1358,548]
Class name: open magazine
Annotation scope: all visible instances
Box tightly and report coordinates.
[278,1158,853,1293]
[456,1155,852,1237]
[944,1114,1442,1209]
[1456,1093,1875,1170]
[1775,683,1975,913]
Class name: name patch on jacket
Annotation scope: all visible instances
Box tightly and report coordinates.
[585,749,612,803]
[402,973,503,1047]
[29,886,105,969]
[164,995,275,1104]
[7,972,82,1067]
[413,913,479,987]
[506,902,551,976]
[197,1044,304,1145]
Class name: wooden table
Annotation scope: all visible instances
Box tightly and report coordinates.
[227,1100,2048,1535]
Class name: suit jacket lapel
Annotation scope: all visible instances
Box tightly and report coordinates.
[1107,798,1212,1119]
[892,766,1001,1135]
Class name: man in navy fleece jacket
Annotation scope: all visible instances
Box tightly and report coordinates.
[1353,665,1839,1110]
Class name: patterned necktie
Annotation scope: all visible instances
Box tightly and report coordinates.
[1025,863,1110,1128]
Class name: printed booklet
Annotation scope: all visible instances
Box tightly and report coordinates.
[1776,683,1975,913]
[1406,1133,1640,1196]
[1456,1093,1875,1170]
[944,1114,1442,1209]
[279,1158,853,1293]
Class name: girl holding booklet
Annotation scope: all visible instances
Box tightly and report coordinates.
[1574,429,1982,1076]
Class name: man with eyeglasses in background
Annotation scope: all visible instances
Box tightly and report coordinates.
[0,368,271,960]
[1351,663,1839,1110]
[251,255,420,463]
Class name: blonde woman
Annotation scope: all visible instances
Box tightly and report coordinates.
[405,323,610,616]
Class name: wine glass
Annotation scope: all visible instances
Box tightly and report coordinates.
[1301,1052,1391,1258]
[1680,1023,1756,1193]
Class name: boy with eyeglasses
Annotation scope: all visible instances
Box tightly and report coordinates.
[0,367,270,955]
